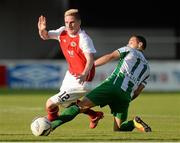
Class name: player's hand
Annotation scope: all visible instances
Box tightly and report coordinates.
[76,74,87,85]
[38,15,47,31]
[38,15,49,40]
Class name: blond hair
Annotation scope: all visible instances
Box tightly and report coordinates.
[64,9,81,20]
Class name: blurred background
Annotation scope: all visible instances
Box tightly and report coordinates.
[0,0,180,91]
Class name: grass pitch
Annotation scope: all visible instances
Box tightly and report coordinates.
[0,89,180,142]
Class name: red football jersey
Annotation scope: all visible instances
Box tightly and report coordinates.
[49,27,96,81]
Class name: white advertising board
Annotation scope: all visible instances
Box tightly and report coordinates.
[1,60,180,91]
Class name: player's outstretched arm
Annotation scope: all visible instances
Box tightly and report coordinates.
[95,50,120,67]
[38,15,49,40]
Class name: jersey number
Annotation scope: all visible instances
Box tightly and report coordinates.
[58,91,70,102]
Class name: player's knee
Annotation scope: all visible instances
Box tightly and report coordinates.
[46,98,57,110]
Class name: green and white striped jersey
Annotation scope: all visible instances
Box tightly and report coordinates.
[111,46,150,96]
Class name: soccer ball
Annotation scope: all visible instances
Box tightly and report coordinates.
[30,117,51,136]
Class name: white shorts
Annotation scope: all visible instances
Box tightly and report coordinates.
[50,71,93,107]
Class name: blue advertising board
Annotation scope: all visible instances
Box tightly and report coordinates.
[7,64,62,89]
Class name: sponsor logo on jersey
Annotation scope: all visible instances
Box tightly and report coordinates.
[70,41,76,47]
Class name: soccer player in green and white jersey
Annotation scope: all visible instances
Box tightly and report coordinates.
[49,35,152,134]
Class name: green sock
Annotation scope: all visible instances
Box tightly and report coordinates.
[119,120,135,131]
[51,105,80,130]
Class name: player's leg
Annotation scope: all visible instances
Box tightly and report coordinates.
[51,96,96,130]
[47,89,103,130]
[76,96,104,129]
[111,90,151,132]
[84,81,116,128]
[51,104,80,130]
[51,82,110,131]
[58,71,104,128]
[112,105,134,131]
[46,71,84,121]
[78,96,104,129]
[109,89,133,131]
[113,113,135,131]
[45,71,69,121]
[51,78,113,132]
[75,98,102,127]
[113,110,151,132]
[46,86,104,126]
[46,98,59,121]
[46,88,85,121]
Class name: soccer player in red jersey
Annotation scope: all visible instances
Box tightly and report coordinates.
[38,9,103,128]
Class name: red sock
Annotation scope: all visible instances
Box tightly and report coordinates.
[84,109,97,119]
[47,106,59,121]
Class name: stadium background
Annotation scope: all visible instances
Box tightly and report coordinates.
[0,0,179,59]
[0,0,180,91]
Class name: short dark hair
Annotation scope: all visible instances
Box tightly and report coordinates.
[136,35,147,50]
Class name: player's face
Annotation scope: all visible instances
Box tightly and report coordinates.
[127,37,140,49]
[65,15,81,35]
